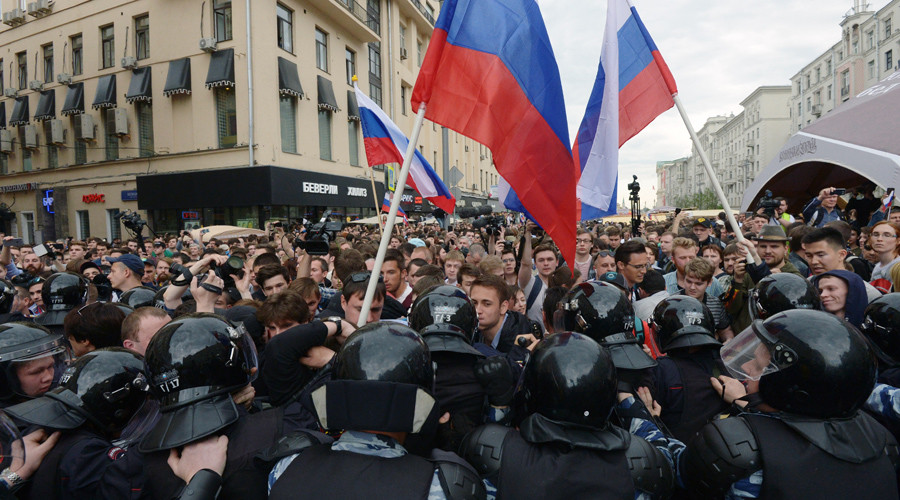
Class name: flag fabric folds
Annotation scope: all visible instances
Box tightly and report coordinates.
[574,0,678,219]
[412,0,577,266]
[355,84,456,214]
[382,192,408,223]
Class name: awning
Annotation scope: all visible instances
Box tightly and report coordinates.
[0,102,6,129]
[125,67,152,103]
[205,48,235,89]
[9,96,28,126]
[346,90,360,121]
[317,76,339,112]
[92,74,117,109]
[163,58,191,96]
[34,90,55,121]
[61,83,84,116]
[277,57,303,98]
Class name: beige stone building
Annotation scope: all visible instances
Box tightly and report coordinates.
[0,0,497,243]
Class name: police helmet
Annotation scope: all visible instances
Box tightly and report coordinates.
[721,310,875,419]
[92,273,114,303]
[0,279,16,315]
[651,296,720,352]
[561,282,656,370]
[749,273,820,321]
[7,348,148,434]
[0,322,72,401]
[860,293,900,366]
[139,313,258,452]
[523,332,617,429]
[35,272,89,327]
[408,285,480,356]
[119,286,157,309]
[313,322,438,434]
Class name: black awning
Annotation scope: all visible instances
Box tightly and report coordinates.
[317,76,339,112]
[277,57,303,98]
[205,48,235,89]
[61,83,85,116]
[346,90,360,121]
[9,96,29,126]
[164,58,191,97]
[125,67,152,103]
[34,90,56,121]
[92,74,117,109]
[0,102,6,129]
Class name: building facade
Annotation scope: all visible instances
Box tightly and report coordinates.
[0,0,498,243]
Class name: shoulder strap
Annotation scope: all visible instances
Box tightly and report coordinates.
[525,277,542,312]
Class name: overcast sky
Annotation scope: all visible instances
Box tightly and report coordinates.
[538,0,884,208]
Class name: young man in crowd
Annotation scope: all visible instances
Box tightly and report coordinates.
[444,250,465,286]
[692,217,726,249]
[107,254,145,296]
[681,258,735,341]
[256,264,291,298]
[121,306,171,356]
[381,249,412,309]
[457,264,481,296]
[801,227,881,301]
[614,240,650,302]
[573,229,594,279]
[664,237,725,297]
[518,222,558,327]
[470,274,535,353]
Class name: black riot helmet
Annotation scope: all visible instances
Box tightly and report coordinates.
[35,272,89,326]
[860,293,900,366]
[313,322,438,434]
[0,279,16,315]
[408,285,480,356]
[0,322,72,401]
[749,273,820,320]
[139,313,258,452]
[7,348,148,435]
[560,282,656,370]
[92,273,114,302]
[523,332,617,429]
[651,296,719,352]
[721,310,876,419]
[119,286,157,309]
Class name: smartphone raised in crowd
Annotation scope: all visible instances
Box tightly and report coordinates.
[4,238,24,248]
[832,188,847,196]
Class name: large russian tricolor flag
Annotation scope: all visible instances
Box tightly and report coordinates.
[412,0,577,267]
[575,0,678,219]
[355,84,456,214]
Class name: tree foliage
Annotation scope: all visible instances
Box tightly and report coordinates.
[673,189,722,210]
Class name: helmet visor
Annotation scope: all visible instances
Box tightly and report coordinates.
[720,323,781,381]
[0,412,23,471]
[8,340,73,398]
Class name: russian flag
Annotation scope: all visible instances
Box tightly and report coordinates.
[575,0,677,219]
[355,84,456,214]
[884,189,895,208]
[412,0,578,267]
[382,192,408,223]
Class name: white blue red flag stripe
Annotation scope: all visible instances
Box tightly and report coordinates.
[575,0,677,219]
[885,189,895,208]
[382,192,408,222]
[355,84,456,214]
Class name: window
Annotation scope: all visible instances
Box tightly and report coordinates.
[277,4,293,53]
[417,39,423,66]
[0,60,3,93]
[135,15,150,60]
[214,0,233,42]
[399,23,407,53]
[0,154,7,175]
[17,52,26,90]
[71,35,83,75]
[401,85,408,115]
[76,210,90,241]
[43,121,58,169]
[841,70,850,98]
[866,30,874,50]
[348,120,359,166]
[136,101,154,157]
[887,50,894,71]
[315,29,328,71]
[886,18,893,40]
[105,109,119,160]
[815,67,820,82]
[826,59,832,74]
[318,110,332,160]
[827,85,832,100]
[21,212,35,244]
[806,97,811,111]
[107,209,122,241]
[72,116,87,164]
[215,87,237,148]
[101,25,115,69]
[42,44,53,84]
[18,128,30,171]
[868,59,876,78]
[279,95,297,153]
[345,48,356,85]
[368,42,382,107]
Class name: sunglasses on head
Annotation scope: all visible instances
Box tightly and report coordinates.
[349,271,384,284]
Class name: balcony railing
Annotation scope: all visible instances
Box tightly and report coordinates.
[337,0,381,34]
[410,0,435,25]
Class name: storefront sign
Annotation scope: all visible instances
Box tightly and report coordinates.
[121,190,138,201]
[0,183,37,193]
[181,211,199,220]
[82,194,105,204]
[303,182,339,195]
[42,190,54,214]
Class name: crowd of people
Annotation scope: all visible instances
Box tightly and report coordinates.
[0,182,898,498]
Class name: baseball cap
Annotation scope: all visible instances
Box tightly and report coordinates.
[107,254,144,275]
[693,217,715,229]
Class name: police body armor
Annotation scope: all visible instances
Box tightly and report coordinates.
[654,354,729,442]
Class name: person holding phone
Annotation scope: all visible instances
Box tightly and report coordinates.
[802,186,847,228]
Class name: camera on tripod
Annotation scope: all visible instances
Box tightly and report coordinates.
[114,210,147,233]
[756,190,780,219]
[628,175,641,196]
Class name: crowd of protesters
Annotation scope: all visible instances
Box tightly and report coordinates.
[0,182,898,498]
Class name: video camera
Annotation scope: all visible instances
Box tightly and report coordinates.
[294,221,344,255]
[756,190,780,219]
[455,205,492,219]
[114,209,147,233]
[472,215,505,236]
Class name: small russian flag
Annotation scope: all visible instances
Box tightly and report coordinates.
[382,192,408,224]
[884,189,895,208]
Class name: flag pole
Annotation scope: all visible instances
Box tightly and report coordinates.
[672,94,755,265]
[367,165,384,232]
[356,102,427,327]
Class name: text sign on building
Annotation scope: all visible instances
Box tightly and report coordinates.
[182,211,200,220]
[83,194,105,204]
[121,190,138,202]
[42,190,54,214]
[0,183,37,193]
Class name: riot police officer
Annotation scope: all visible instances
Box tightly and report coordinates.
[33,272,90,336]
[460,332,675,499]
[267,322,486,500]
[139,313,283,500]
[6,348,150,498]
[118,286,157,310]
[649,296,728,441]
[0,279,19,323]
[748,272,821,321]
[684,310,900,499]
[0,323,71,408]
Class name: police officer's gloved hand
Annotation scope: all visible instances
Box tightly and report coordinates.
[474,357,517,407]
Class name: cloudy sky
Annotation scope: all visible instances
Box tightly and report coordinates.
[538,0,884,208]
